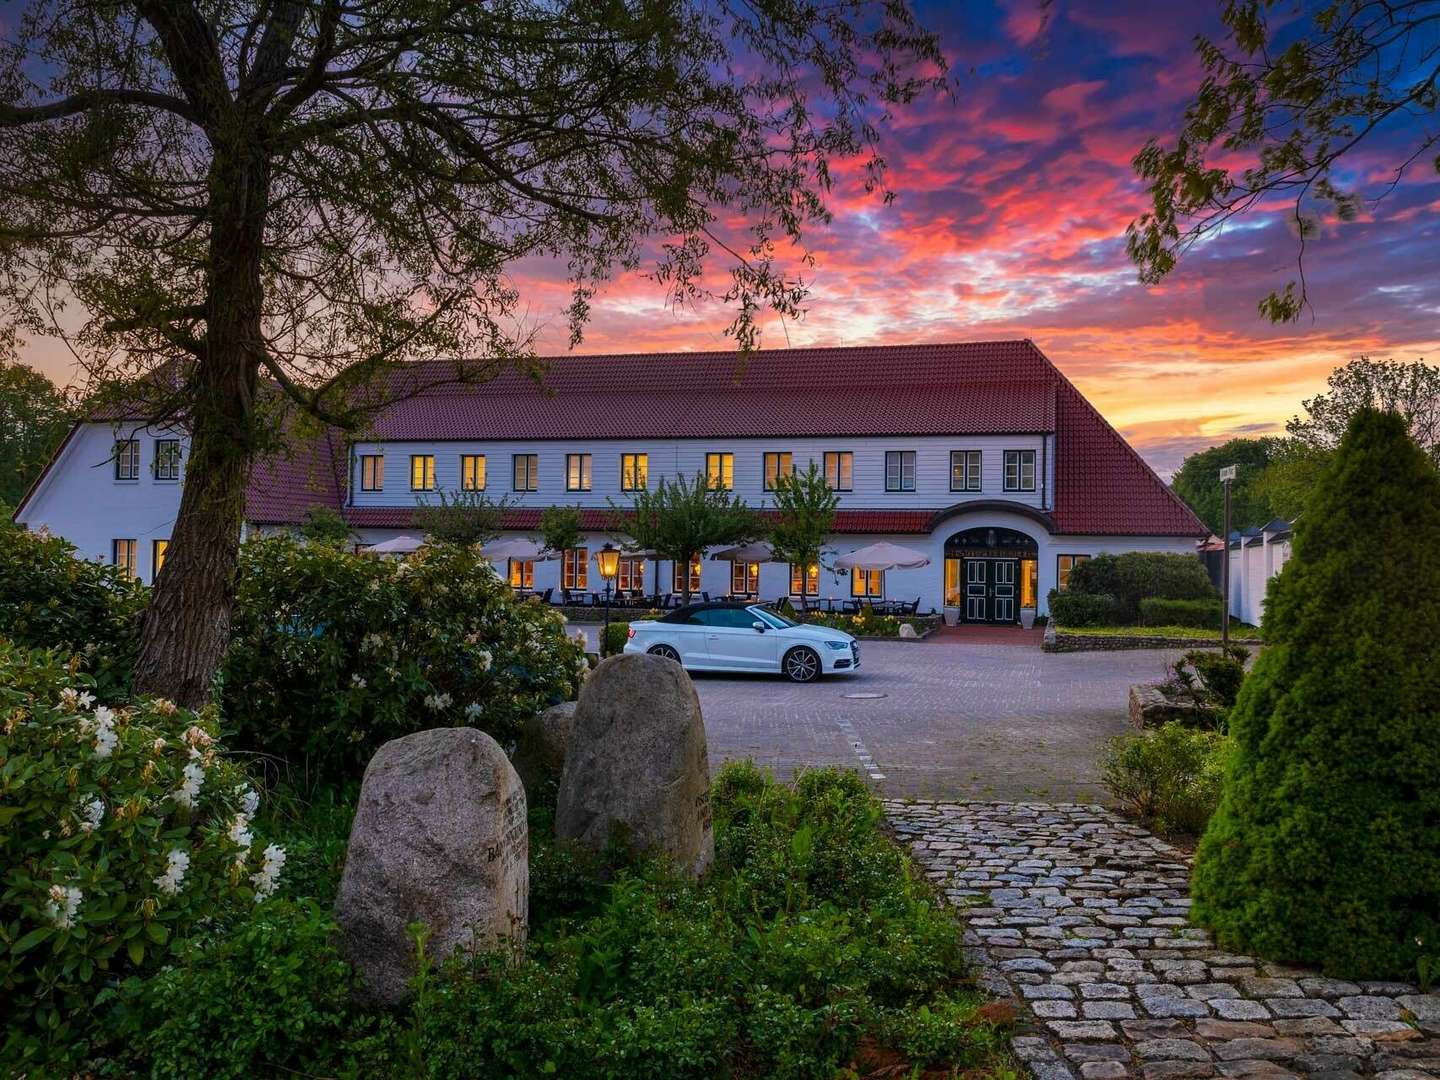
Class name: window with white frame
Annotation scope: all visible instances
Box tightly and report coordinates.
[730,561,759,595]
[1004,449,1036,492]
[359,454,384,491]
[508,558,534,589]
[112,538,138,578]
[823,450,853,491]
[513,453,539,492]
[154,439,182,481]
[673,554,702,595]
[114,439,140,481]
[790,562,820,596]
[617,556,646,593]
[461,454,486,490]
[885,450,916,492]
[850,567,883,597]
[566,453,592,492]
[950,450,981,492]
[563,547,589,590]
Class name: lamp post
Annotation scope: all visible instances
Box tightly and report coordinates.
[1219,465,1236,649]
[596,541,620,647]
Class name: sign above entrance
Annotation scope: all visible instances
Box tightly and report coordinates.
[943,527,1038,559]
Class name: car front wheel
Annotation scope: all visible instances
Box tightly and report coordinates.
[648,643,682,665]
[783,646,821,683]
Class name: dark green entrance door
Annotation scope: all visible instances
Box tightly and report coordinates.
[961,558,1020,623]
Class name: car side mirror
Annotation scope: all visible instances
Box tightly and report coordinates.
[751,621,766,633]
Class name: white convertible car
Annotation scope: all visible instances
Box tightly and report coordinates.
[623,602,860,682]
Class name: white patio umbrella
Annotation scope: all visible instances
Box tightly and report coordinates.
[366,534,426,555]
[481,537,555,562]
[708,541,775,562]
[832,541,931,571]
[833,541,930,604]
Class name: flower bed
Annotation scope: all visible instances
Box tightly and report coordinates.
[1044,622,1263,652]
[798,612,942,639]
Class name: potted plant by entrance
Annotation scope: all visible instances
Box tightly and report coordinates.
[1019,605,1037,630]
[943,604,961,627]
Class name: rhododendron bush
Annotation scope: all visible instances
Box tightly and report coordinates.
[222,537,587,785]
[0,644,281,1068]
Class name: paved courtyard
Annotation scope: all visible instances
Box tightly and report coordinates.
[681,637,1187,801]
[889,801,1440,1080]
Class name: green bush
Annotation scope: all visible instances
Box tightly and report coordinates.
[120,899,362,1080]
[1100,723,1228,836]
[1048,591,1118,627]
[1192,410,1440,979]
[139,764,1010,1080]
[1139,597,1223,628]
[0,643,282,1071]
[601,621,630,658]
[222,537,587,787]
[1068,552,1216,622]
[0,521,148,698]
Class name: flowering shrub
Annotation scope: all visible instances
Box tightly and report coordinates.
[0,519,148,698]
[222,537,587,786]
[0,643,282,1071]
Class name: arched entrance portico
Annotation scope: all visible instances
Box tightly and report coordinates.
[943,527,1040,623]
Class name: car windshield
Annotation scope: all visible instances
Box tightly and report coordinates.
[752,606,797,630]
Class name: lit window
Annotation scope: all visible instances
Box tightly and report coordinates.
[112,538,138,578]
[621,453,649,491]
[513,453,539,492]
[508,558,534,589]
[730,561,759,596]
[1057,554,1091,592]
[114,439,140,481]
[1004,449,1036,492]
[950,450,981,492]
[154,439,182,481]
[563,547,589,591]
[885,450,916,492]
[763,452,793,491]
[789,562,820,596]
[566,453,592,492]
[617,556,646,592]
[705,452,734,490]
[152,539,169,579]
[850,567,883,597]
[360,454,384,491]
[461,454,487,491]
[410,454,436,491]
[823,451,852,491]
[672,554,702,594]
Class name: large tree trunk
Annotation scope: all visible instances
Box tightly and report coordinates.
[132,142,268,707]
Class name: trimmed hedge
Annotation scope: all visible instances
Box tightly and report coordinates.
[1068,552,1216,623]
[1139,597,1223,629]
[1048,591,1118,627]
[601,621,630,658]
[1192,410,1440,979]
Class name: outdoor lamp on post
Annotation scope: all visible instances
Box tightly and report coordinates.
[596,542,621,642]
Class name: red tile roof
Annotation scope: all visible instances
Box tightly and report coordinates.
[121,340,1203,538]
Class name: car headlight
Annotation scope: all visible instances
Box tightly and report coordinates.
[824,640,850,651]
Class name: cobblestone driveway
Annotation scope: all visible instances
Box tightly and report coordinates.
[887,801,1440,1080]
[687,639,1186,800]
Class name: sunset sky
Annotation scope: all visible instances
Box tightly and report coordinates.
[16,1,1440,478]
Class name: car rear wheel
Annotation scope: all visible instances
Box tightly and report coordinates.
[783,646,821,683]
[647,643,682,664]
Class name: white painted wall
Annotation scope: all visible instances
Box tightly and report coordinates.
[15,422,188,583]
[1227,529,1293,627]
[346,435,1053,512]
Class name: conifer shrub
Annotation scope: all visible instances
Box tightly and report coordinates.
[1191,410,1440,979]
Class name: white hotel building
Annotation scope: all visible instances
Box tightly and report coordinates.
[13,341,1205,623]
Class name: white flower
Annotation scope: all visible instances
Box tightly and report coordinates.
[251,844,286,901]
[423,692,452,711]
[93,724,118,759]
[360,632,384,652]
[46,884,82,929]
[81,706,119,758]
[154,849,190,896]
[172,761,205,809]
[464,702,483,720]
[351,673,367,689]
[152,737,167,753]
[181,725,214,759]
[236,785,260,817]
[475,649,493,672]
[227,813,254,850]
[59,687,79,711]
[79,796,104,834]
